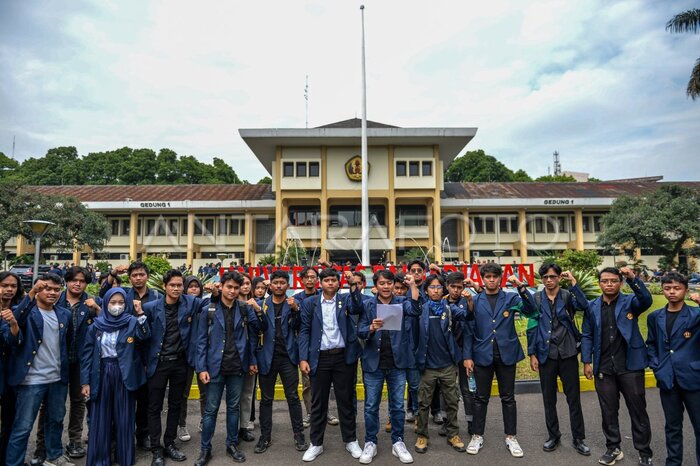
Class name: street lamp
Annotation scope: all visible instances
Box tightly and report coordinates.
[493,249,506,265]
[24,220,55,284]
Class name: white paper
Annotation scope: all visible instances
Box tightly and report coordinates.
[376,304,403,331]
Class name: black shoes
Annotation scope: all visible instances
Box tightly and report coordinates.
[65,442,86,459]
[137,436,152,451]
[30,454,46,466]
[543,437,561,452]
[294,432,309,451]
[164,444,187,462]
[150,450,164,466]
[194,450,212,466]
[599,448,624,465]
[638,456,653,466]
[238,428,255,442]
[226,444,246,463]
[254,438,271,454]
[573,438,591,456]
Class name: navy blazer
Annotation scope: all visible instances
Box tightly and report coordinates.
[9,297,72,386]
[187,296,210,368]
[298,289,364,376]
[80,316,151,395]
[581,277,652,375]
[99,280,161,307]
[358,296,416,372]
[0,320,18,395]
[646,304,700,391]
[143,294,201,378]
[293,289,319,305]
[463,289,536,366]
[195,300,265,378]
[256,296,302,375]
[57,291,102,364]
[526,285,588,364]
[412,299,471,371]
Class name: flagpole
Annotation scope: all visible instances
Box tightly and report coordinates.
[360,4,369,266]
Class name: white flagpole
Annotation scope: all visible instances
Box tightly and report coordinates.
[360,4,369,266]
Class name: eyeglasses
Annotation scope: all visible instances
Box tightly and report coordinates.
[599,279,621,285]
[427,285,443,290]
[542,275,559,281]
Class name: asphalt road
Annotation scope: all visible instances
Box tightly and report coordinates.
[26,388,696,465]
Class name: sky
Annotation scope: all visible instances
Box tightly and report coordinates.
[0,0,698,183]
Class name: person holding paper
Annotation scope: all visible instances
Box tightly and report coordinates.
[357,270,420,464]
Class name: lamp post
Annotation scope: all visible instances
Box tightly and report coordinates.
[493,249,506,265]
[24,220,55,284]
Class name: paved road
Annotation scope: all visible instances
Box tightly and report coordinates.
[27,388,695,465]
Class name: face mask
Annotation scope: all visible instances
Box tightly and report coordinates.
[108,304,125,317]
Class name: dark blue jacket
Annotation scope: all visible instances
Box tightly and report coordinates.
[298,289,364,376]
[142,294,201,378]
[80,316,151,394]
[195,300,265,378]
[463,289,536,366]
[98,280,161,307]
[413,298,470,371]
[0,320,18,395]
[256,296,302,375]
[358,296,416,372]
[646,304,700,391]
[581,277,652,375]
[57,291,102,364]
[9,296,73,386]
[525,285,588,364]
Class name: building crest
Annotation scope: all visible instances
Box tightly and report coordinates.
[345,155,370,182]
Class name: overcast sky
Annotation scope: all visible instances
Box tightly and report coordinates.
[1,0,698,183]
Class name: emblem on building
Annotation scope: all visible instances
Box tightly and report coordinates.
[345,155,370,182]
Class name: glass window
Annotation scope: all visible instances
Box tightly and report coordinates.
[121,219,130,236]
[499,218,509,234]
[137,219,142,235]
[111,220,120,236]
[556,216,568,233]
[535,217,545,233]
[484,218,495,233]
[582,216,591,233]
[289,207,320,226]
[283,162,294,177]
[396,205,427,226]
[409,161,420,176]
[296,162,307,177]
[422,161,432,176]
[181,219,188,235]
[510,218,519,233]
[146,219,156,236]
[218,217,228,236]
[230,219,242,235]
[330,205,385,227]
[593,215,603,232]
[157,220,167,236]
[396,161,406,176]
[473,217,483,233]
[204,219,214,236]
[168,219,178,235]
[309,162,319,177]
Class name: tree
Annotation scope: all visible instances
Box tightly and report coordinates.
[597,185,700,272]
[258,176,272,184]
[667,9,700,100]
[445,150,520,182]
[535,174,577,182]
[512,169,532,182]
[554,249,603,275]
[0,182,43,266]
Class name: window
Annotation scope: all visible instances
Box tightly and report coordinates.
[535,217,545,234]
[309,162,319,177]
[230,219,243,235]
[218,217,228,236]
[181,219,188,235]
[330,205,386,227]
[510,217,519,233]
[283,162,294,177]
[582,216,591,233]
[593,215,603,233]
[473,217,483,233]
[288,207,320,226]
[296,162,307,177]
[121,219,130,236]
[146,219,156,236]
[111,220,120,236]
[499,218,509,234]
[409,161,420,177]
[484,218,495,233]
[194,218,214,236]
[396,205,428,226]
[556,216,568,233]
[168,219,178,235]
[396,161,407,176]
[422,161,432,176]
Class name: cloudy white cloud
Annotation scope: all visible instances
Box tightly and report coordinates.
[0,0,698,182]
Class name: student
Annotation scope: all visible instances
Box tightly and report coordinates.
[251,276,268,301]
[357,270,418,464]
[254,270,307,453]
[526,264,590,455]
[646,272,700,466]
[237,273,257,443]
[464,263,536,458]
[81,287,150,466]
[298,269,364,462]
[404,261,429,425]
[581,266,653,466]
[194,271,266,466]
[7,274,74,466]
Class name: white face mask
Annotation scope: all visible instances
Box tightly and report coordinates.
[108,304,125,317]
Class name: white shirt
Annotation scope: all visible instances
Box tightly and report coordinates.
[100,331,119,358]
[320,295,344,350]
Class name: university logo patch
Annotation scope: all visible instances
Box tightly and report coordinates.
[626,313,633,320]
[127,336,134,343]
[503,311,510,318]
[684,331,691,339]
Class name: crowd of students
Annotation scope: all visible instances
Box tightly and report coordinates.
[0,259,698,466]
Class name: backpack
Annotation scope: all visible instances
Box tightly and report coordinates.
[534,289,582,345]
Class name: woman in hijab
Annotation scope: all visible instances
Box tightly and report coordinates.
[81,287,150,466]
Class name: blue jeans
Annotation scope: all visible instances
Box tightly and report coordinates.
[200,373,245,452]
[364,368,406,444]
[6,382,68,466]
[406,368,420,413]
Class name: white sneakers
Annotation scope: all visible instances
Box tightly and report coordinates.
[303,444,324,462]
[392,440,414,464]
[466,435,484,455]
[505,436,524,457]
[359,441,377,464]
[346,440,363,458]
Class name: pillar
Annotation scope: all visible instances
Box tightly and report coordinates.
[518,209,528,263]
[186,212,195,267]
[574,208,584,251]
[72,247,81,265]
[16,234,26,256]
[129,212,138,262]
[432,145,442,263]
[386,145,396,263]
[320,146,329,261]
[461,209,470,262]
[244,212,253,265]
[274,146,284,256]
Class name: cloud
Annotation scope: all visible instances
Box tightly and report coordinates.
[0,0,698,182]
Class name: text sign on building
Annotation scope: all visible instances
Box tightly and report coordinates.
[139,202,172,208]
[543,199,575,205]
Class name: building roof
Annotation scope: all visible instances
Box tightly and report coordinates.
[30,184,275,202]
[315,118,399,129]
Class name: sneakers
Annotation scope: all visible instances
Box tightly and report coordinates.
[294,432,309,451]
[327,414,339,426]
[346,440,362,459]
[303,414,311,428]
[505,436,524,458]
[466,434,483,455]
[178,426,191,442]
[599,448,624,465]
[447,435,466,452]
[405,411,415,423]
[414,435,428,453]
[638,456,653,466]
[359,441,377,464]
[64,442,85,459]
[44,456,75,466]
[432,413,444,425]
[392,440,414,464]
[385,420,392,432]
[254,437,271,454]
[302,444,324,462]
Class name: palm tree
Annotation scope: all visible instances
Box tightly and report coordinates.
[666,9,700,100]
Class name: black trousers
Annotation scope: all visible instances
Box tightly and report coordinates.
[594,371,652,457]
[259,353,304,440]
[472,355,517,436]
[539,355,585,440]
[457,364,475,433]
[309,350,357,446]
[0,387,16,463]
[135,383,149,439]
[659,385,700,466]
[148,357,188,450]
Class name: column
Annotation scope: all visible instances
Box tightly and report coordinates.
[518,209,528,263]
[274,147,284,255]
[574,208,584,251]
[186,212,195,267]
[320,145,328,261]
[129,212,138,262]
[72,247,81,265]
[244,212,253,265]
[16,234,27,257]
[432,199,442,263]
[461,209,470,262]
[386,145,396,263]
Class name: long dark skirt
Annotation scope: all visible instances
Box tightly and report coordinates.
[86,358,136,466]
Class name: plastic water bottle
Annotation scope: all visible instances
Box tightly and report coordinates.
[468,374,477,393]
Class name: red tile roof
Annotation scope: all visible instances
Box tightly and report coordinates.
[29,184,274,202]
